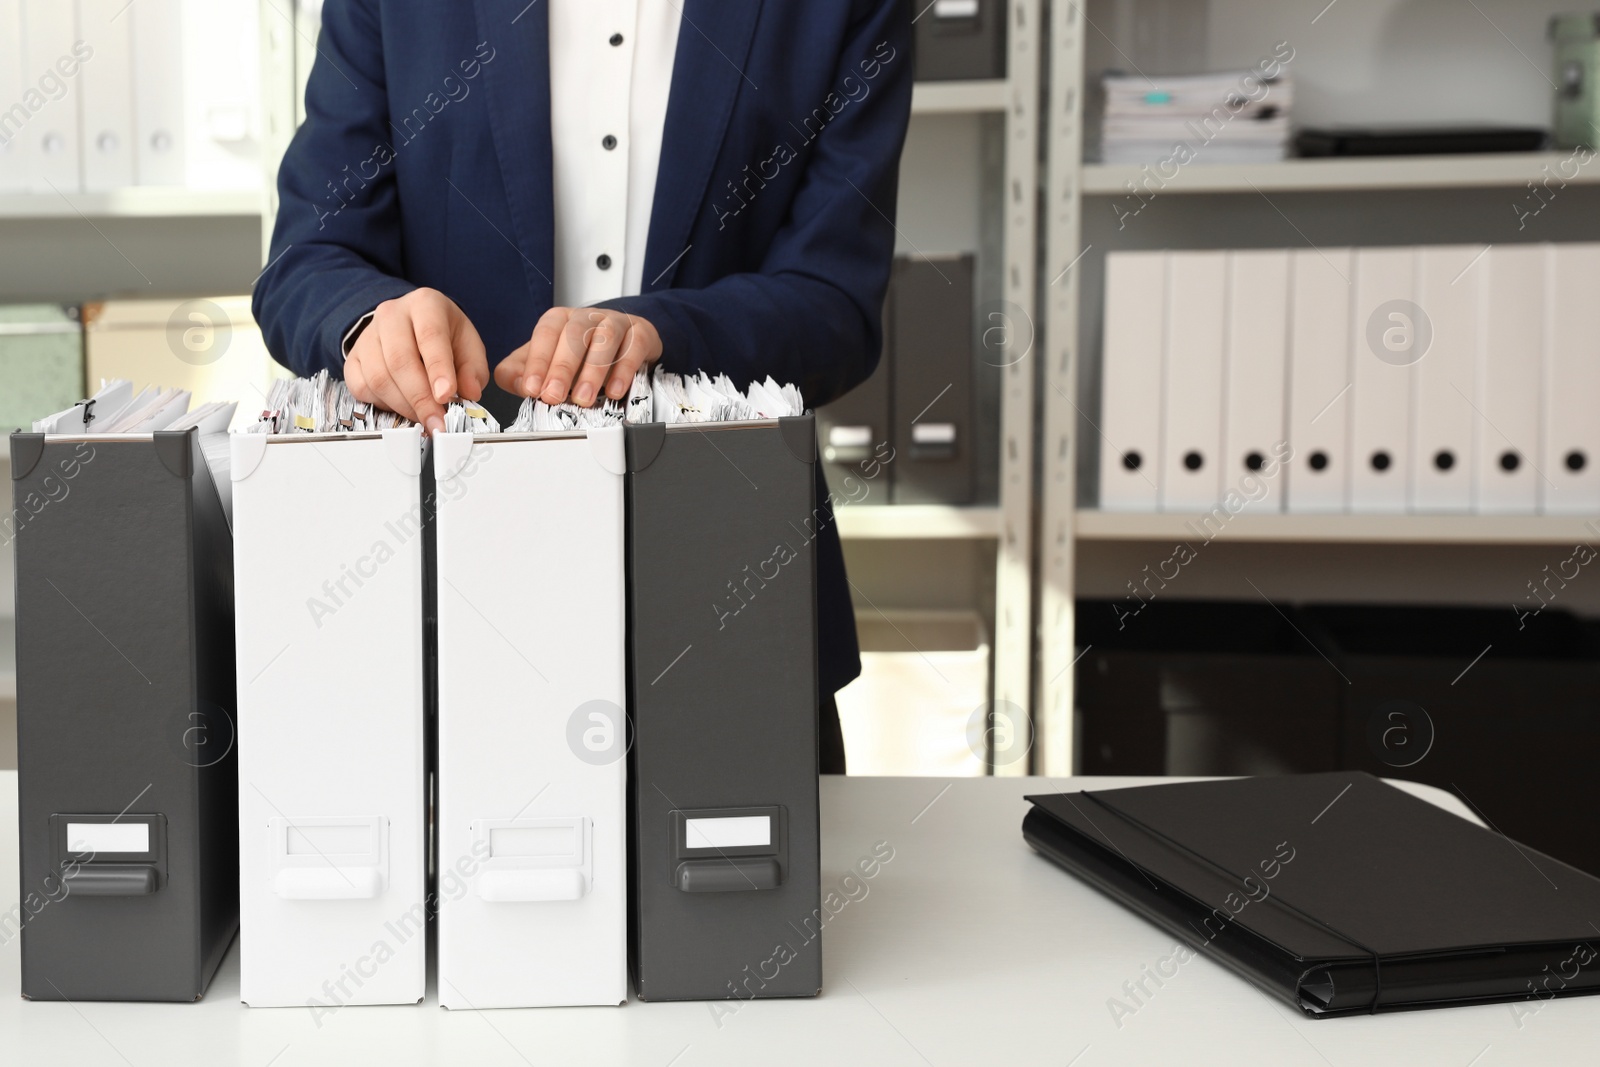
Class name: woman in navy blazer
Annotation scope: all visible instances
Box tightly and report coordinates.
[253,0,915,772]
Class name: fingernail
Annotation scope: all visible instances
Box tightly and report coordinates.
[575,382,595,405]
[433,377,450,401]
[608,379,627,399]
[525,375,543,396]
[426,415,445,437]
[543,381,566,403]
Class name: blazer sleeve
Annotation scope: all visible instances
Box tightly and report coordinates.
[251,0,416,377]
[598,0,913,409]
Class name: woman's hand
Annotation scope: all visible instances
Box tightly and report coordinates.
[494,307,662,407]
[344,288,490,435]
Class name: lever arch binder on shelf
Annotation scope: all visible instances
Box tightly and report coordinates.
[1349,248,1415,514]
[624,416,823,1001]
[433,428,628,1009]
[1222,250,1289,512]
[1160,251,1226,512]
[20,0,82,192]
[1411,245,1482,514]
[231,428,428,1007]
[1543,243,1600,514]
[1479,245,1544,514]
[10,427,238,1001]
[1286,248,1353,513]
[1098,251,1164,512]
[77,0,136,191]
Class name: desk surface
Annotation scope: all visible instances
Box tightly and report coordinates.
[1,772,1592,1066]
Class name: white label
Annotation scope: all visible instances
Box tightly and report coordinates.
[935,0,980,18]
[67,822,149,854]
[285,823,372,856]
[490,824,580,861]
[828,425,873,448]
[685,816,771,849]
[912,422,957,445]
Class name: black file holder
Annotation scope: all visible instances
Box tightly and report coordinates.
[10,429,238,1001]
[1075,599,1344,777]
[624,417,822,1001]
[913,0,1008,81]
[1302,604,1600,877]
[890,254,976,505]
[816,305,892,502]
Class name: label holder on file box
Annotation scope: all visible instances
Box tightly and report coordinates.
[49,813,167,896]
[670,806,787,893]
[471,817,592,903]
[267,816,388,900]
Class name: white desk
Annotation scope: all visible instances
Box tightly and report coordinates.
[1,772,1593,1065]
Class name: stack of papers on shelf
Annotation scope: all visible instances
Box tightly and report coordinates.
[1099,70,1293,165]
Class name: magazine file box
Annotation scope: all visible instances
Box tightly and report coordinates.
[433,428,628,1008]
[10,428,238,1001]
[624,416,823,1001]
[231,428,428,1007]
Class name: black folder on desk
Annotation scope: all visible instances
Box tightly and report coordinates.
[10,430,238,1001]
[624,417,822,1001]
[1024,773,1600,1017]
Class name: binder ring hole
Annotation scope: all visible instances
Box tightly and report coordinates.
[1183,451,1203,472]
[1500,451,1521,472]
[1433,450,1455,472]
[1121,450,1142,471]
[1308,451,1329,472]
[1567,450,1587,472]
[1370,451,1391,472]
[1244,452,1264,472]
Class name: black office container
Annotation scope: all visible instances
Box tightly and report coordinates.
[624,417,823,1001]
[1303,604,1600,877]
[913,0,1008,81]
[817,306,892,504]
[10,430,238,1001]
[1075,599,1344,776]
[889,254,976,505]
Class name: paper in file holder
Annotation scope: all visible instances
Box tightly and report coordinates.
[231,427,428,1008]
[625,417,823,1001]
[433,426,628,1009]
[10,428,238,1001]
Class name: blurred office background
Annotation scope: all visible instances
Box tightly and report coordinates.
[4,0,1600,874]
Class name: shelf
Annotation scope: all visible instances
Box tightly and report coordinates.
[1080,152,1594,196]
[911,79,1009,115]
[1076,510,1600,546]
[0,187,263,219]
[837,505,1002,540]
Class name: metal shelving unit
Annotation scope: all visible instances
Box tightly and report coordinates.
[1080,152,1600,196]
[1037,0,1600,775]
[0,188,261,219]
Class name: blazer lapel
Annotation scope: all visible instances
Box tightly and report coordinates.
[471,0,556,307]
[642,0,764,292]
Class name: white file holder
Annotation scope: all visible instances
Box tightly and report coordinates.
[433,428,628,1009]
[232,429,428,1008]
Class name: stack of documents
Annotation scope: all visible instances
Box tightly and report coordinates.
[1099,243,1600,516]
[1099,71,1293,165]
[10,383,239,1000]
[244,369,413,434]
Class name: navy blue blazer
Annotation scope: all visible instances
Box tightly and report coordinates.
[253,0,914,695]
